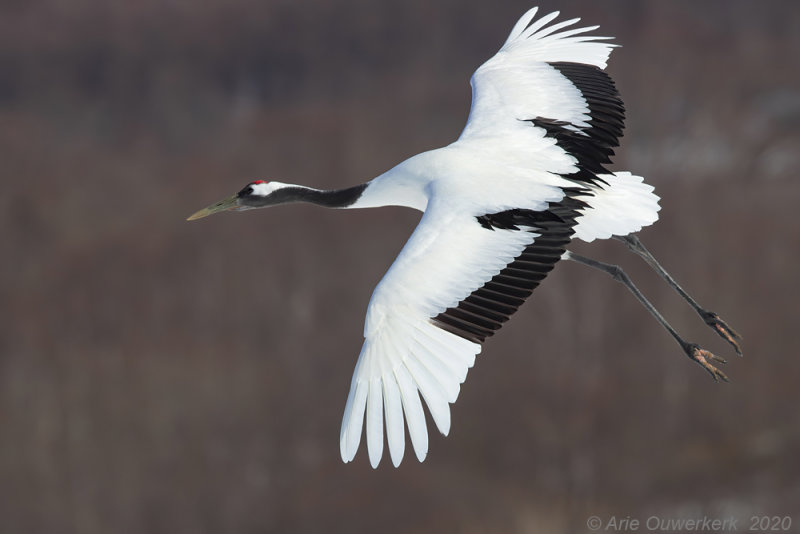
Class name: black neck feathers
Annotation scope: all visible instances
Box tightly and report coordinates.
[298,183,368,208]
[245,183,368,209]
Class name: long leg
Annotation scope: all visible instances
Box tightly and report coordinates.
[615,234,742,356]
[564,251,729,381]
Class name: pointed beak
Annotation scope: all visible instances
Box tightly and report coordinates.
[186,194,239,221]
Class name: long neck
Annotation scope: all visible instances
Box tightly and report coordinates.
[264,171,428,212]
[271,183,369,209]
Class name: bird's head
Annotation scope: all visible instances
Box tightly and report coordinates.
[187,180,290,220]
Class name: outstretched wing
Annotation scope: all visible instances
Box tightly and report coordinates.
[340,192,585,467]
[457,8,658,240]
[459,8,625,188]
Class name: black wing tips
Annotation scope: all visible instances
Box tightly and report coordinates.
[430,195,586,344]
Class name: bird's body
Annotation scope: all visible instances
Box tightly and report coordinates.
[188,7,741,468]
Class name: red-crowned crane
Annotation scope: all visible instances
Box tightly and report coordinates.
[188,7,741,468]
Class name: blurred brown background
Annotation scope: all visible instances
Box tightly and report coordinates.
[2,0,799,532]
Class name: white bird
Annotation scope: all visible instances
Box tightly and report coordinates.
[188,7,742,468]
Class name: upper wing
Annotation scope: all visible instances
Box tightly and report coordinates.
[339,191,585,467]
[459,8,625,188]
[455,8,657,240]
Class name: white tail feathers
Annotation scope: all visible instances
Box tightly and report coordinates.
[573,172,661,242]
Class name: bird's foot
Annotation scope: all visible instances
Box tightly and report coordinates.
[700,310,743,356]
[685,343,729,382]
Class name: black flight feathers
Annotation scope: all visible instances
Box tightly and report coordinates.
[475,193,584,231]
[530,61,626,187]
[431,194,587,344]
[435,61,626,343]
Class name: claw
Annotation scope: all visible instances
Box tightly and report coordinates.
[686,343,729,382]
[701,311,743,356]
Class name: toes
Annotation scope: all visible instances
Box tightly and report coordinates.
[704,364,730,383]
[687,345,730,383]
[707,352,727,365]
[703,312,743,356]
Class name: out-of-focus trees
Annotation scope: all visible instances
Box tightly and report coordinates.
[1,1,798,532]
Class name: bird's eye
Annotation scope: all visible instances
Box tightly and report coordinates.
[238,186,254,198]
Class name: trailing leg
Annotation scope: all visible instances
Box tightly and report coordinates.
[615,234,742,356]
[564,251,729,381]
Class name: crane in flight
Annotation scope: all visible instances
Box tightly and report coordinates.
[188,7,741,468]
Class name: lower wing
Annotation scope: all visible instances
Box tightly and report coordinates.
[340,190,586,467]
